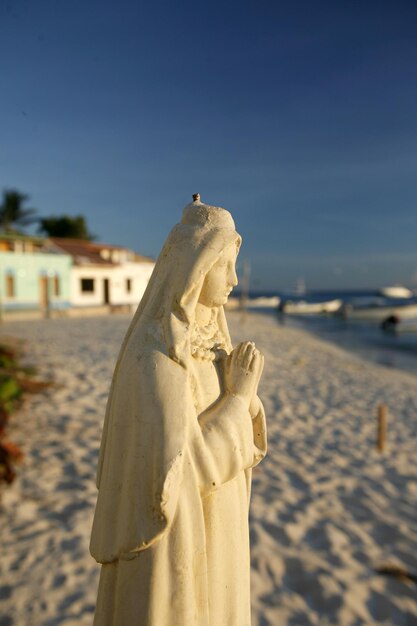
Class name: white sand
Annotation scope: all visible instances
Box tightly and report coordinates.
[0,312,416,626]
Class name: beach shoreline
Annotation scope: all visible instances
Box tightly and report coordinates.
[0,312,416,625]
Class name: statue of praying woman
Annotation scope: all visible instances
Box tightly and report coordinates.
[90,196,267,626]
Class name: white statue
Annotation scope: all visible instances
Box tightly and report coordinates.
[90,196,267,626]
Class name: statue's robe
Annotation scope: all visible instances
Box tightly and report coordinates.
[90,332,267,626]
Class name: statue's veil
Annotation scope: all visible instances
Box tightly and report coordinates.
[115,198,240,368]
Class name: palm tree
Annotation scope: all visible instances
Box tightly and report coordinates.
[0,189,37,233]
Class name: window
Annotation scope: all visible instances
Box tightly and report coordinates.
[54,275,60,296]
[81,278,95,293]
[126,278,132,293]
[6,274,15,298]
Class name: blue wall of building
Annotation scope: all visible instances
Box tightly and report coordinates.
[0,252,72,311]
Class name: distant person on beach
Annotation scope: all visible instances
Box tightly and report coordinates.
[90,197,267,626]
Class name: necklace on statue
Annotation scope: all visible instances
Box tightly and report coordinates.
[190,311,227,361]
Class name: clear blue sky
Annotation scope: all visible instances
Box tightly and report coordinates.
[1,0,416,290]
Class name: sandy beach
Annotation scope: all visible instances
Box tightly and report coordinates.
[0,311,416,626]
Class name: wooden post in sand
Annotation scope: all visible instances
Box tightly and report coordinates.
[377,404,388,453]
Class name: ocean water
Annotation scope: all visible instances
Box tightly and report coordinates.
[244,290,417,377]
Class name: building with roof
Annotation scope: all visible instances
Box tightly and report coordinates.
[48,239,154,313]
[0,234,155,319]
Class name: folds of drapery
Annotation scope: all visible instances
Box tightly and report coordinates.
[90,344,266,565]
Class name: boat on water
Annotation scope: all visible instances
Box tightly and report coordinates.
[247,296,281,309]
[341,301,417,322]
[279,298,343,315]
[225,295,281,310]
[379,285,414,299]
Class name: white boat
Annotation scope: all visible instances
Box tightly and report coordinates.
[247,296,280,309]
[225,295,281,310]
[341,302,417,322]
[280,298,343,315]
[379,285,413,299]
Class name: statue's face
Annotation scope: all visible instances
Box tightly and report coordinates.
[198,242,238,307]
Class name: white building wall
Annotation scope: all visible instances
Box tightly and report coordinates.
[71,262,154,308]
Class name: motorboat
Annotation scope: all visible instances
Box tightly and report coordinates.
[279,298,343,315]
[225,295,281,310]
[247,296,280,309]
[341,301,417,322]
[379,285,413,299]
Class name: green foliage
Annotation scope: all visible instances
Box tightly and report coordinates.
[0,189,37,233]
[38,214,95,240]
[0,343,43,489]
[0,376,22,413]
[1,187,97,242]
[0,344,23,486]
[0,354,16,370]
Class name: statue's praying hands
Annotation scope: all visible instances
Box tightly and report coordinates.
[225,341,264,413]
